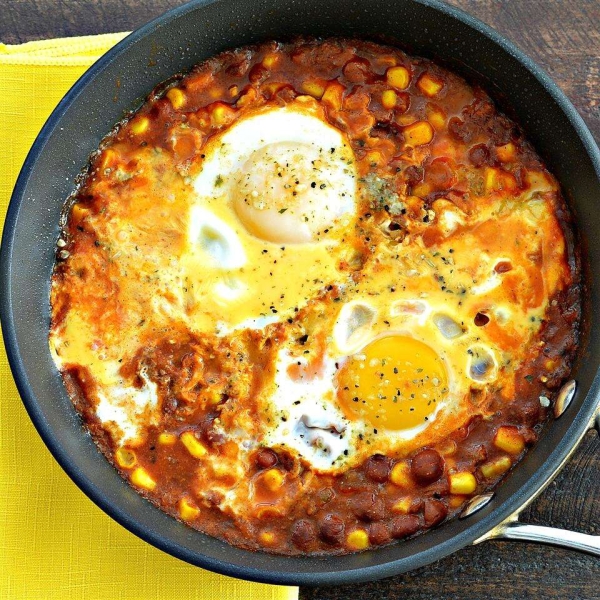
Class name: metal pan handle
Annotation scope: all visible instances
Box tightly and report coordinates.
[486,520,600,556]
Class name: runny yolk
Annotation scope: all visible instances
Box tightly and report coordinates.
[337,335,448,430]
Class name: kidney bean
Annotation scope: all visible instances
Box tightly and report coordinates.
[291,519,317,548]
[411,449,444,484]
[255,448,278,469]
[468,143,491,168]
[423,498,448,527]
[320,513,345,544]
[343,58,372,83]
[369,522,392,545]
[351,492,385,522]
[364,454,392,483]
[391,514,421,539]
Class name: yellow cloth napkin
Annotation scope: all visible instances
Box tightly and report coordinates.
[0,34,299,600]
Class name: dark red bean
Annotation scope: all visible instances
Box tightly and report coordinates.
[255,448,278,469]
[320,513,345,544]
[404,165,424,186]
[468,143,491,168]
[350,492,385,522]
[364,454,392,483]
[291,519,317,548]
[474,312,490,327]
[411,449,444,485]
[425,158,456,191]
[391,514,421,539]
[343,58,371,83]
[369,522,392,545]
[423,498,448,527]
[495,260,513,273]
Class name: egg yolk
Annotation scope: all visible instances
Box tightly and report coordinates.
[337,335,448,431]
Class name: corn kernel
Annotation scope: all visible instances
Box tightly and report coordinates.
[99,148,118,171]
[526,170,554,192]
[262,53,279,69]
[301,80,325,99]
[131,467,156,491]
[439,439,457,456]
[321,82,344,111]
[259,531,276,545]
[236,88,257,108]
[494,426,525,455]
[427,106,446,130]
[71,204,89,222]
[256,506,283,519]
[228,85,239,97]
[346,529,369,550]
[391,497,412,514]
[130,116,150,135]
[449,494,467,508]
[263,468,284,491]
[262,82,285,96]
[115,447,137,469]
[365,150,384,166]
[496,142,516,162]
[396,114,417,126]
[179,497,200,521]
[449,472,477,495]
[418,73,443,97]
[210,103,236,127]
[180,431,207,458]
[480,455,512,479]
[158,432,177,445]
[386,66,411,90]
[166,87,186,110]
[381,89,397,109]
[412,182,432,198]
[390,461,412,488]
[404,121,434,146]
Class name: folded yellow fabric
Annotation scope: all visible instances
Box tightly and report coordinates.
[0,34,298,600]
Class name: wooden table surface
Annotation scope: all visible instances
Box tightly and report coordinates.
[2,1,598,598]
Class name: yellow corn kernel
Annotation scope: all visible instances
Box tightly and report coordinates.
[71,204,89,222]
[321,82,344,111]
[386,66,411,90]
[449,494,467,509]
[262,53,279,69]
[130,116,150,135]
[346,529,369,550]
[365,150,384,166]
[390,461,412,488]
[427,107,446,130]
[480,455,512,479]
[381,89,397,110]
[228,85,239,97]
[131,467,156,491]
[263,468,284,491]
[115,447,137,469]
[180,431,207,458]
[412,182,432,198]
[262,82,285,96]
[449,472,477,495]
[166,87,186,110]
[210,103,236,127]
[259,531,276,545]
[236,87,257,108]
[396,114,417,126]
[439,439,457,456]
[301,80,325,99]
[496,142,516,162]
[418,73,443,97]
[494,426,525,455]
[99,148,118,170]
[158,432,177,445]
[255,506,283,519]
[404,121,434,146]
[179,497,200,521]
[391,497,412,514]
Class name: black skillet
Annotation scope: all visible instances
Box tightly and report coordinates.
[1,0,599,587]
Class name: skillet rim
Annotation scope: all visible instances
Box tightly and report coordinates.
[1,0,600,587]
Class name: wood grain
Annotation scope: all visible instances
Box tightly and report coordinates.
[1,2,598,599]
